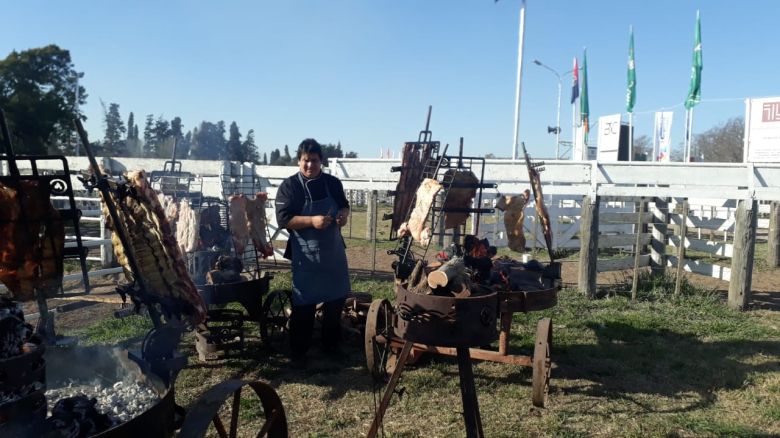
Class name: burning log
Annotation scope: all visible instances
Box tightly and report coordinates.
[46,394,116,436]
[407,260,431,295]
[0,298,33,359]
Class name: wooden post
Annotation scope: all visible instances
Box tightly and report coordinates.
[366,190,376,241]
[768,201,780,268]
[631,199,646,302]
[674,199,689,295]
[370,190,378,274]
[650,197,669,276]
[578,195,599,298]
[729,199,758,310]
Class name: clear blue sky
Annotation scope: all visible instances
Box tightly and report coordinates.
[1,0,778,160]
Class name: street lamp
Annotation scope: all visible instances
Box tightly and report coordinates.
[533,60,572,159]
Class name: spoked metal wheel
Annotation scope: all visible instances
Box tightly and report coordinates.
[261,290,292,351]
[364,299,399,382]
[179,379,288,438]
[532,317,553,408]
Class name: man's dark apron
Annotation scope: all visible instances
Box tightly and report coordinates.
[290,173,350,306]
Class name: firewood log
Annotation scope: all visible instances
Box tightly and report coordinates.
[427,256,465,289]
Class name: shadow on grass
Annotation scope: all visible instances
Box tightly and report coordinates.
[553,320,780,414]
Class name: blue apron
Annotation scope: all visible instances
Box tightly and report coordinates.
[290,173,350,306]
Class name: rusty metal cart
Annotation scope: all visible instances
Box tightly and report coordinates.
[364,117,559,435]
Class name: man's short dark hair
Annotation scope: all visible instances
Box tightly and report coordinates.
[297,138,323,160]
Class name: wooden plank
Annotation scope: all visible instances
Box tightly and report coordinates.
[597,254,650,272]
[666,255,731,281]
[675,200,689,295]
[669,214,735,231]
[600,212,653,224]
[599,233,651,248]
[668,236,734,258]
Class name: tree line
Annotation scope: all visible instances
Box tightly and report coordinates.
[0,44,359,164]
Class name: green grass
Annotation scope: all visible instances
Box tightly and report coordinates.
[73,268,780,437]
[76,313,153,344]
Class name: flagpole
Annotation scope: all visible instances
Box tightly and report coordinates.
[511,0,527,161]
[688,107,695,161]
[628,112,633,161]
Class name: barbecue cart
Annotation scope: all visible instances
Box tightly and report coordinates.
[364,112,559,437]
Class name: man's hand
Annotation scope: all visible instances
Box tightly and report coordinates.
[311,215,333,229]
[336,209,349,227]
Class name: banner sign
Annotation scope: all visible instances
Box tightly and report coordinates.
[745,97,780,162]
[655,111,673,162]
[597,114,622,162]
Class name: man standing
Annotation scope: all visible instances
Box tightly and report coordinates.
[275,139,350,366]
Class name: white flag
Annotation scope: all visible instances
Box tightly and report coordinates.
[655,111,673,162]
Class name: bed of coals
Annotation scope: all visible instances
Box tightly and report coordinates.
[45,380,159,423]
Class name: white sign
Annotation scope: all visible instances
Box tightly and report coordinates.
[597,114,622,161]
[654,111,673,162]
[745,97,780,162]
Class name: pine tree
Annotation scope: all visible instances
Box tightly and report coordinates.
[143,114,154,156]
[262,152,268,165]
[241,129,260,163]
[226,121,243,161]
[126,112,135,140]
[282,144,291,165]
[269,148,281,165]
[103,102,127,156]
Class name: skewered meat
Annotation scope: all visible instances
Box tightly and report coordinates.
[0,181,64,300]
[390,142,434,234]
[523,144,554,260]
[398,178,442,246]
[101,170,206,325]
[245,192,274,258]
[176,199,199,254]
[229,195,249,256]
[495,190,531,252]
[442,169,478,229]
[158,193,179,227]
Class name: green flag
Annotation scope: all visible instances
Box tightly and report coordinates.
[626,27,636,113]
[684,11,702,109]
[580,48,589,143]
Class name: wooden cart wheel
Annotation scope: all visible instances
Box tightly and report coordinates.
[179,379,288,438]
[364,299,398,382]
[261,290,292,351]
[532,317,553,408]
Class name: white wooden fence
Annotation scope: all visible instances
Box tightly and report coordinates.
[2,157,779,294]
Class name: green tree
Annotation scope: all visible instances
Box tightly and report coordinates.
[153,116,172,158]
[143,114,154,156]
[240,129,260,163]
[282,144,292,165]
[269,148,281,165]
[345,151,358,158]
[126,112,135,140]
[261,152,268,165]
[225,121,243,161]
[190,121,226,160]
[170,116,186,159]
[0,45,87,155]
[102,102,127,156]
[692,117,744,162]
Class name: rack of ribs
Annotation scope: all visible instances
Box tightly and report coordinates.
[442,169,479,229]
[245,192,274,258]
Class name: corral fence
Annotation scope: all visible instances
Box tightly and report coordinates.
[2,157,779,309]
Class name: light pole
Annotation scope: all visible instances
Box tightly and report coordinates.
[533,60,572,159]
